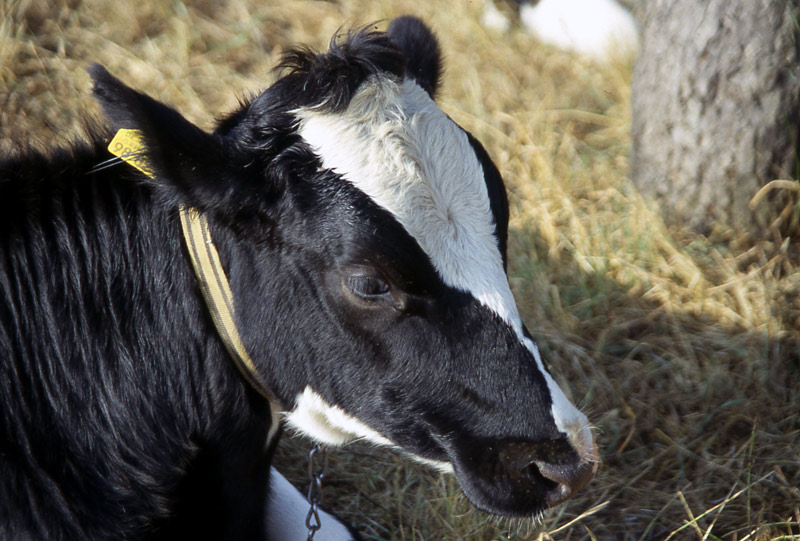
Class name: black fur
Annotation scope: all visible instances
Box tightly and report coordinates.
[1,17,588,539]
[466,131,510,269]
[0,137,277,538]
[387,16,442,97]
[275,26,406,112]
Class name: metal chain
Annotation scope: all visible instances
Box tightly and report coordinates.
[305,443,328,541]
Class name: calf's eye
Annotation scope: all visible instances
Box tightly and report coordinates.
[347,274,391,299]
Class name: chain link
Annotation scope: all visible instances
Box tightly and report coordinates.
[305,443,328,541]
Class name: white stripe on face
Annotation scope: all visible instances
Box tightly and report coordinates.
[284,386,393,447]
[295,76,592,455]
[284,386,454,473]
[297,77,519,327]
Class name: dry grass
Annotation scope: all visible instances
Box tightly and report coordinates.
[2,0,799,539]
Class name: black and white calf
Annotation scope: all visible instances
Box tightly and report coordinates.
[0,16,597,539]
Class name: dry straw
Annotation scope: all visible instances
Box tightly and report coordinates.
[2,0,798,539]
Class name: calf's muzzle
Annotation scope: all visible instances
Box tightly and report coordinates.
[448,436,598,517]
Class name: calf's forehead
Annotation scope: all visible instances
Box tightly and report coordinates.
[296,76,519,327]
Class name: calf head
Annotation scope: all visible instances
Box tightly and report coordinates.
[91,16,597,517]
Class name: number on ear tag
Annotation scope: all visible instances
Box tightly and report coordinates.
[108,129,155,178]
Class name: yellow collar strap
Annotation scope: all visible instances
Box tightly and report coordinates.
[108,130,276,403]
[178,205,275,401]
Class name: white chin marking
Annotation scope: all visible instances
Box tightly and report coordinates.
[284,387,392,446]
[284,387,453,473]
[266,467,355,540]
[296,74,593,461]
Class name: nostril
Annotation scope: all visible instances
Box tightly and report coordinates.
[522,462,559,492]
[535,460,595,506]
[493,439,596,511]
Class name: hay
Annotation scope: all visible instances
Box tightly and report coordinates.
[2,0,798,538]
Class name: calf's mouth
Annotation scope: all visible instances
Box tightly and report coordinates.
[436,435,599,517]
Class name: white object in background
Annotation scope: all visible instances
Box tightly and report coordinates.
[481,0,512,33]
[520,0,639,60]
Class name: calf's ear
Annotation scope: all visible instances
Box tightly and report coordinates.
[387,16,442,98]
[89,64,254,213]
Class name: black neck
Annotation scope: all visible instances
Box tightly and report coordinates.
[0,137,275,538]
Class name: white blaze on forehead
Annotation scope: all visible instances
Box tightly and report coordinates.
[295,76,591,447]
[296,77,518,327]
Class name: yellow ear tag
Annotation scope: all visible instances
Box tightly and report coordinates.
[108,129,155,178]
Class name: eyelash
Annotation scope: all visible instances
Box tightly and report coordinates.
[347,274,391,299]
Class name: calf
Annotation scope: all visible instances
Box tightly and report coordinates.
[0,16,597,539]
